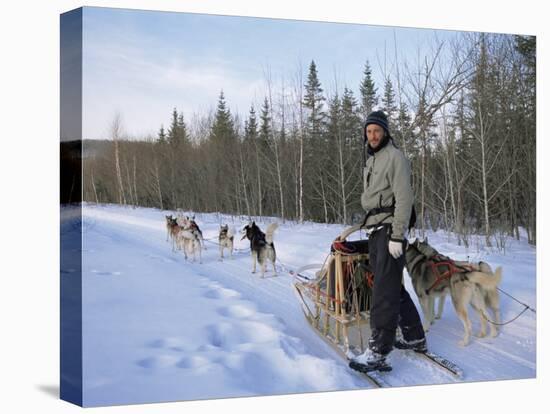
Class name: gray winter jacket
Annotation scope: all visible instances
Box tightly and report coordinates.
[361,141,414,240]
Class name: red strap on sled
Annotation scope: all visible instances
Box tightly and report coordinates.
[366,272,374,288]
[332,241,357,254]
[310,285,344,305]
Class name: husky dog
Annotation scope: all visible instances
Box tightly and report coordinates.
[177,215,206,250]
[177,228,202,263]
[241,222,278,277]
[405,238,502,346]
[165,215,175,241]
[165,216,181,252]
[408,238,448,323]
[218,224,234,261]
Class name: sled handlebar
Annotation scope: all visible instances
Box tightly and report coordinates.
[336,224,365,241]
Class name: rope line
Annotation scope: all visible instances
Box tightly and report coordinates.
[497,287,536,313]
[482,306,531,326]
[481,286,536,326]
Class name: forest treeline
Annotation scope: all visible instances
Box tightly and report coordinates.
[82,33,536,247]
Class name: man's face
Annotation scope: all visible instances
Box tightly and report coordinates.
[366,124,385,149]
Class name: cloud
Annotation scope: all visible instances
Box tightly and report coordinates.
[83,41,265,139]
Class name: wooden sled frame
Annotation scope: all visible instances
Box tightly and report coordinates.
[293,224,373,356]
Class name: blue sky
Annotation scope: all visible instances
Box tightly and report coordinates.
[81,6,461,139]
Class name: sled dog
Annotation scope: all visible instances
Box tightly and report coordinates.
[241,222,278,277]
[165,216,181,252]
[218,224,234,260]
[177,228,202,263]
[405,238,502,346]
[177,215,206,250]
[164,214,175,241]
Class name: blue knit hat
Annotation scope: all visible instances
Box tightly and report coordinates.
[363,111,395,155]
[364,110,390,141]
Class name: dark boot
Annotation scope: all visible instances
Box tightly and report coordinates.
[349,349,392,373]
[394,337,427,353]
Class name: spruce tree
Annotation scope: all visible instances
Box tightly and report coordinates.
[158,125,167,144]
[302,60,328,221]
[395,101,414,153]
[326,93,341,152]
[177,113,188,146]
[381,78,398,128]
[340,87,363,222]
[341,87,362,149]
[259,97,271,152]
[167,108,179,146]
[244,105,258,143]
[166,108,188,147]
[359,60,378,119]
[210,90,235,144]
[303,60,326,138]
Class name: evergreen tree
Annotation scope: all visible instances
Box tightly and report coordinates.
[303,60,326,138]
[302,60,328,221]
[340,87,364,221]
[394,101,414,153]
[326,93,342,151]
[167,108,179,146]
[158,125,167,144]
[167,108,188,147]
[206,91,237,212]
[359,60,378,119]
[244,105,258,143]
[177,113,188,145]
[259,97,271,151]
[381,78,398,128]
[210,90,235,144]
[341,87,362,149]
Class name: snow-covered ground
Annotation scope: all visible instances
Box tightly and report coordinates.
[61,204,536,407]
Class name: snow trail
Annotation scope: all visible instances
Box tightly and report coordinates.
[66,204,536,406]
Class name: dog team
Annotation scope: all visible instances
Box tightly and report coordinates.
[164,212,503,345]
[165,213,278,278]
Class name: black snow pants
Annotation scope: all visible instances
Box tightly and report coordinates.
[368,226,425,355]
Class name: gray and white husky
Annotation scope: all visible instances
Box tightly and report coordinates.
[405,238,502,346]
[218,224,234,261]
[177,228,202,263]
[241,222,278,278]
[176,215,206,251]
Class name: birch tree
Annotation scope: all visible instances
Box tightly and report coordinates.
[110,113,126,206]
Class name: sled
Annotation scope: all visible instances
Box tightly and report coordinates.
[293,224,374,356]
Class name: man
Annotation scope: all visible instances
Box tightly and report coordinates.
[350,110,426,373]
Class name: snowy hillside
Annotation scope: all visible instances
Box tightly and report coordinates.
[61,204,536,407]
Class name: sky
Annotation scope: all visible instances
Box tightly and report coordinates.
[80,6,465,140]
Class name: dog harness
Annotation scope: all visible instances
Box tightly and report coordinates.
[410,252,476,295]
[425,259,468,294]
